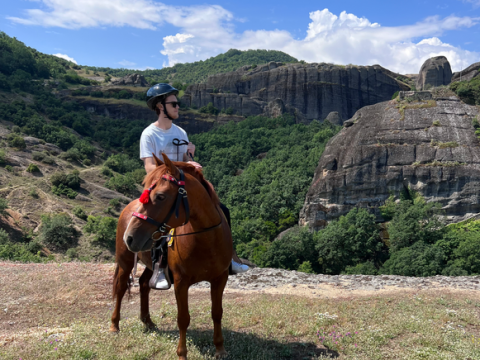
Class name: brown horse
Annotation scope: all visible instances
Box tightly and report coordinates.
[110,153,232,360]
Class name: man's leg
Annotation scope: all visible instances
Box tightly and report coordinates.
[219,203,249,274]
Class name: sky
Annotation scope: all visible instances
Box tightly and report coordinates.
[1,0,480,74]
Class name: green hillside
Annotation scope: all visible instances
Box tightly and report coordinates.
[85,48,298,85]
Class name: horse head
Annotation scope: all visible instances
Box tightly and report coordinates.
[123,153,190,253]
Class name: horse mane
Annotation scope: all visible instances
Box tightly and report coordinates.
[143,162,221,207]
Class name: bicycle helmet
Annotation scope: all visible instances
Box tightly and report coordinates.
[146,83,179,119]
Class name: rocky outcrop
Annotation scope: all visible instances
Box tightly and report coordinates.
[183,62,407,124]
[110,74,148,87]
[452,62,480,82]
[325,111,342,126]
[299,91,480,230]
[416,56,452,90]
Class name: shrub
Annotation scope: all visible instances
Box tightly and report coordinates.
[7,134,26,149]
[128,168,147,184]
[26,163,40,173]
[473,117,480,129]
[50,170,81,189]
[0,198,10,218]
[101,166,113,177]
[0,149,6,165]
[261,226,318,272]
[105,173,137,196]
[73,206,88,220]
[432,120,441,126]
[38,213,79,250]
[32,151,45,161]
[225,107,234,115]
[103,154,141,174]
[5,165,13,172]
[109,198,121,208]
[0,241,45,262]
[66,247,78,259]
[0,229,9,244]
[297,261,315,274]
[83,159,92,166]
[84,215,118,248]
[380,242,445,277]
[29,188,39,198]
[59,147,83,162]
[391,91,399,100]
[52,184,78,199]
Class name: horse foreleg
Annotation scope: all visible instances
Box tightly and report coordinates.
[139,266,156,330]
[110,262,133,333]
[210,271,229,358]
[174,280,190,360]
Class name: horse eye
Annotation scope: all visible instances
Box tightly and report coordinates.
[156,193,166,201]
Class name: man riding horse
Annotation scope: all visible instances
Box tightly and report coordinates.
[140,83,249,289]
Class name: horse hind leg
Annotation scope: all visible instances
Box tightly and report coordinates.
[139,266,156,330]
[110,260,134,333]
[210,270,229,358]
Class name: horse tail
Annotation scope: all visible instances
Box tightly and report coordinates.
[112,263,120,301]
[112,262,133,301]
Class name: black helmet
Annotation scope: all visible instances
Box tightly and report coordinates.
[146,83,179,111]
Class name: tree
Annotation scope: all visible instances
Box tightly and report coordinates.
[380,241,445,277]
[261,226,318,271]
[315,208,387,274]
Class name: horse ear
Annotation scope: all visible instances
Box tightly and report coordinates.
[152,153,164,167]
[162,152,179,176]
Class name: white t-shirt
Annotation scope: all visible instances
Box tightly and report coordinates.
[139,123,189,162]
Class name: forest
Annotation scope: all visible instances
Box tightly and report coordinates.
[1,31,479,277]
[85,48,298,85]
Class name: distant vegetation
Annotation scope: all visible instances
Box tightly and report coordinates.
[85,48,298,85]
[450,76,480,105]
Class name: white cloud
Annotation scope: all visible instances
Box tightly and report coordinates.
[118,60,136,67]
[53,53,77,64]
[7,2,480,73]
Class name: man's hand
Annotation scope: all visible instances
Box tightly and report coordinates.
[187,161,202,169]
[186,142,195,159]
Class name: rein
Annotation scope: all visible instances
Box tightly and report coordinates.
[132,169,222,243]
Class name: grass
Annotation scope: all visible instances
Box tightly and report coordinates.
[396,100,437,121]
[430,140,459,148]
[1,262,480,360]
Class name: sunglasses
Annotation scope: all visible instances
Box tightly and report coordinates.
[165,101,180,108]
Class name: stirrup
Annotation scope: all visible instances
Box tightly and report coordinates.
[149,262,171,290]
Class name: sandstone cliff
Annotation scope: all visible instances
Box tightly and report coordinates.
[183,62,408,123]
[299,89,480,230]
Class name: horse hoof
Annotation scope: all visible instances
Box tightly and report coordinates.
[109,324,120,333]
[215,349,228,358]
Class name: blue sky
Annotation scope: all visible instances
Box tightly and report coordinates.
[1,0,480,74]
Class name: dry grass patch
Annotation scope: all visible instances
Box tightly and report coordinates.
[0,262,479,359]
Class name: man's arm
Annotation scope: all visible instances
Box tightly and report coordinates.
[143,157,156,174]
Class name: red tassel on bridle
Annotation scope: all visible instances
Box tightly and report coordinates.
[139,180,158,204]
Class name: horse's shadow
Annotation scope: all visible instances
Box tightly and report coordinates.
[145,327,339,360]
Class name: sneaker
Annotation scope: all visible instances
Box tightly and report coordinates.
[231,260,249,274]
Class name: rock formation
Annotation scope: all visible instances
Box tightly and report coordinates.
[182,62,407,124]
[416,56,452,90]
[451,62,480,82]
[325,111,342,126]
[110,74,148,87]
[299,90,480,230]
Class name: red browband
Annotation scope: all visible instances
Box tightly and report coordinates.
[138,174,185,204]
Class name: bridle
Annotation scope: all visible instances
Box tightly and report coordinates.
[132,169,222,244]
